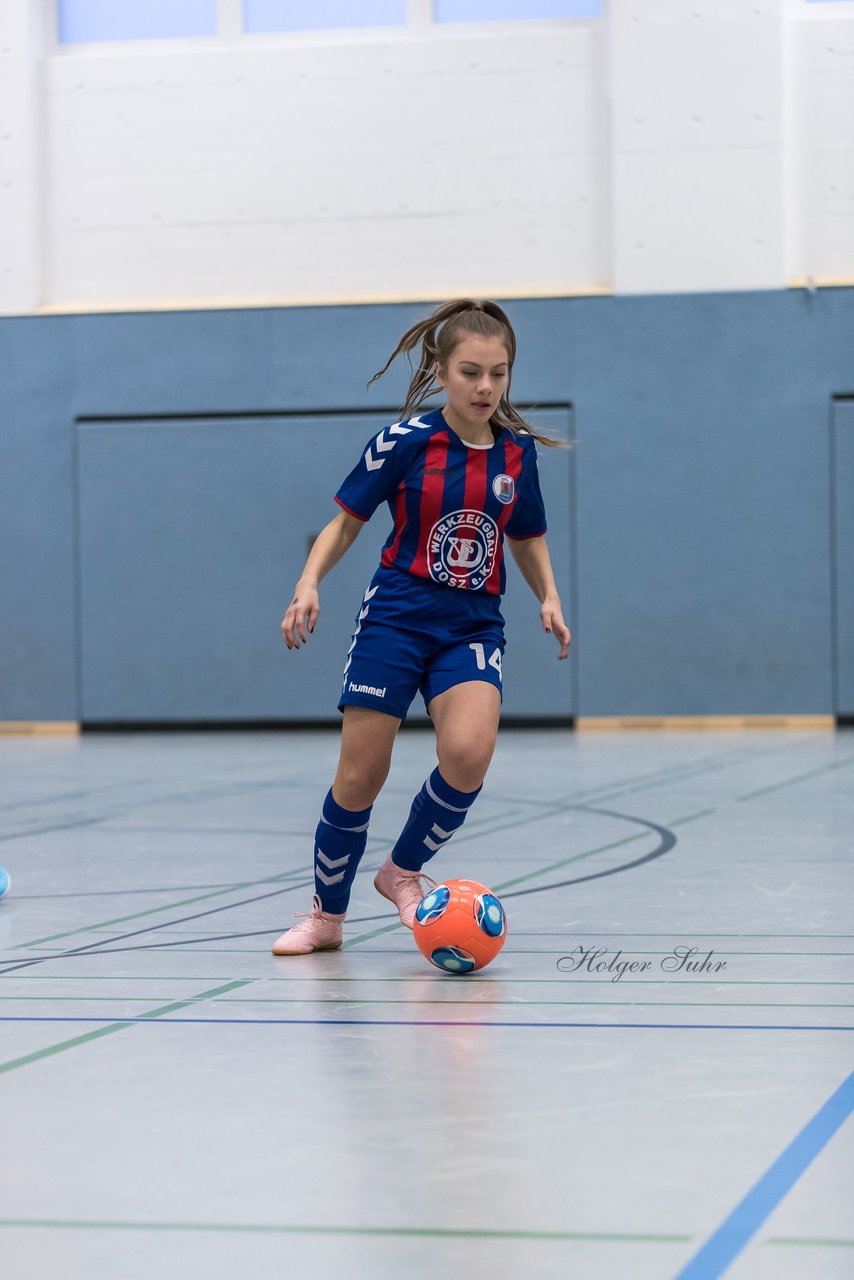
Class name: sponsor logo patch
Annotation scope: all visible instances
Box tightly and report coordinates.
[428,509,498,591]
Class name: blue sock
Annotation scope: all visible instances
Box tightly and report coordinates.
[313,789,372,914]
[391,767,481,872]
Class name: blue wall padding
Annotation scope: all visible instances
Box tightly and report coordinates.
[0,289,851,720]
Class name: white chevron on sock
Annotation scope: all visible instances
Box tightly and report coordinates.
[317,848,350,871]
[316,865,346,886]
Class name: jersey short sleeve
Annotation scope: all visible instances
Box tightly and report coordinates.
[334,425,402,522]
[504,437,547,540]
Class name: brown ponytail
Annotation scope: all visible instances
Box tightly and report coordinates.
[367,299,567,449]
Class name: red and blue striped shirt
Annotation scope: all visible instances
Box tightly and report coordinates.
[335,408,547,598]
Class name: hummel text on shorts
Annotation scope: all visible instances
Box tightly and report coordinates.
[348,682,386,698]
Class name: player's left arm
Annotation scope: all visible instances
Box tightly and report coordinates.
[506,535,571,659]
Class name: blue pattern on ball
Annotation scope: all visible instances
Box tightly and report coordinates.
[430,945,476,974]
[415,883,451,924]
[475,892,505,938]
[0,867,10,898]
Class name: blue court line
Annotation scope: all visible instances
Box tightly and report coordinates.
[672,1068,854,1280]
[1,1016,852,1031]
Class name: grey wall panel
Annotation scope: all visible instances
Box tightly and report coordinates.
[77,414,391,721]
[0,318,78,719]
[567,293,839,715]
[501,408,575,718]
[832,399,854,716]
[77,407,575,722]
[71,307,422,418]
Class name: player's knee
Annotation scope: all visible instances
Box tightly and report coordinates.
[438,741,493,794]
[333,761,390,810]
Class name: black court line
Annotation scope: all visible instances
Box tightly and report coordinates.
[0,777,310,844]
[500,806,676,899]
[0,806,676,966]
[0,882,315,977]
[0,734,784,846]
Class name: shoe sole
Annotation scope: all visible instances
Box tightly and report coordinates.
[374,876,414,929]
[271,940,342,956]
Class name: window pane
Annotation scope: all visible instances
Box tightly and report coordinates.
[435,0,601,20]
[58,0,217,43]
[244,0,408,33]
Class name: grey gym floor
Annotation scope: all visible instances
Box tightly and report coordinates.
[1,726,852,1280]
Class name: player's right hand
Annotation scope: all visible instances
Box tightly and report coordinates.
[281,585,319,649]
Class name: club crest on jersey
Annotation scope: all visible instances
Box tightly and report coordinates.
[493,473,515,504]
[428,509,498,590]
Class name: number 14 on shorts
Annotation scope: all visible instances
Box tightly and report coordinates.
[469,643,502,679]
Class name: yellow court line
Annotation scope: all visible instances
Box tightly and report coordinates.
[14,278,852,319]
[0,718,837,735]
[575,716,835,732]
[30,286,613,317]
[0,723,80,736]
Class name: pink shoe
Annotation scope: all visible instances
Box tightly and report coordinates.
[271,895,345,955]
[374,856,436,929]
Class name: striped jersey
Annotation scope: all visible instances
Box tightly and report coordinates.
[334,408,547,597]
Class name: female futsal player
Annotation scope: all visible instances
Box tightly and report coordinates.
[272,299,570,954]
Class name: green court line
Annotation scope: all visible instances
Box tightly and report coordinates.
[2,995,852,1010]
[766,1237,854,1248]
[343,922,403,948]
[0,1218,692,1243]
[0,979,252,1076]
[496,741,800,813]
[12,874,306,950]
[0,973,259,982]
[737,754,854,802]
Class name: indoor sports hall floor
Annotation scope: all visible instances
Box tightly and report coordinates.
[1,726,852,1280]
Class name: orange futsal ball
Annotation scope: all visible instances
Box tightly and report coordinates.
[413,878,507,974]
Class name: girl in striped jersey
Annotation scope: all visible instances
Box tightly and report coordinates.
[272,300,571,955]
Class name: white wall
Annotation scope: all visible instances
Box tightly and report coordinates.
[1,0,852,315]
[0,2,45,312]
[610,0,784,294]
[40,20,609,311]
[788,7,854,283]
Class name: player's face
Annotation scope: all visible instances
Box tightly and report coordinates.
[437,335,510,436]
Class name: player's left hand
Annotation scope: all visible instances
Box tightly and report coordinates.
[541,600,571,659]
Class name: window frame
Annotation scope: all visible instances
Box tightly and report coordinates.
[50,0,601,53]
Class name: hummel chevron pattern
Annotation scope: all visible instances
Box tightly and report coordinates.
[316,848,349,887]
[363,415,432,471]
[342,583,379,683]
[423,822,454,853]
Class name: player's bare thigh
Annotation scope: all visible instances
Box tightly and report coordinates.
[428,681,501,793]
[332,704,401,810]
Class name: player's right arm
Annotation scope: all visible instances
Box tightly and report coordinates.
[281,510,365,649]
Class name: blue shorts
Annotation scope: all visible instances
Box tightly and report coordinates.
[338,565,506,721]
